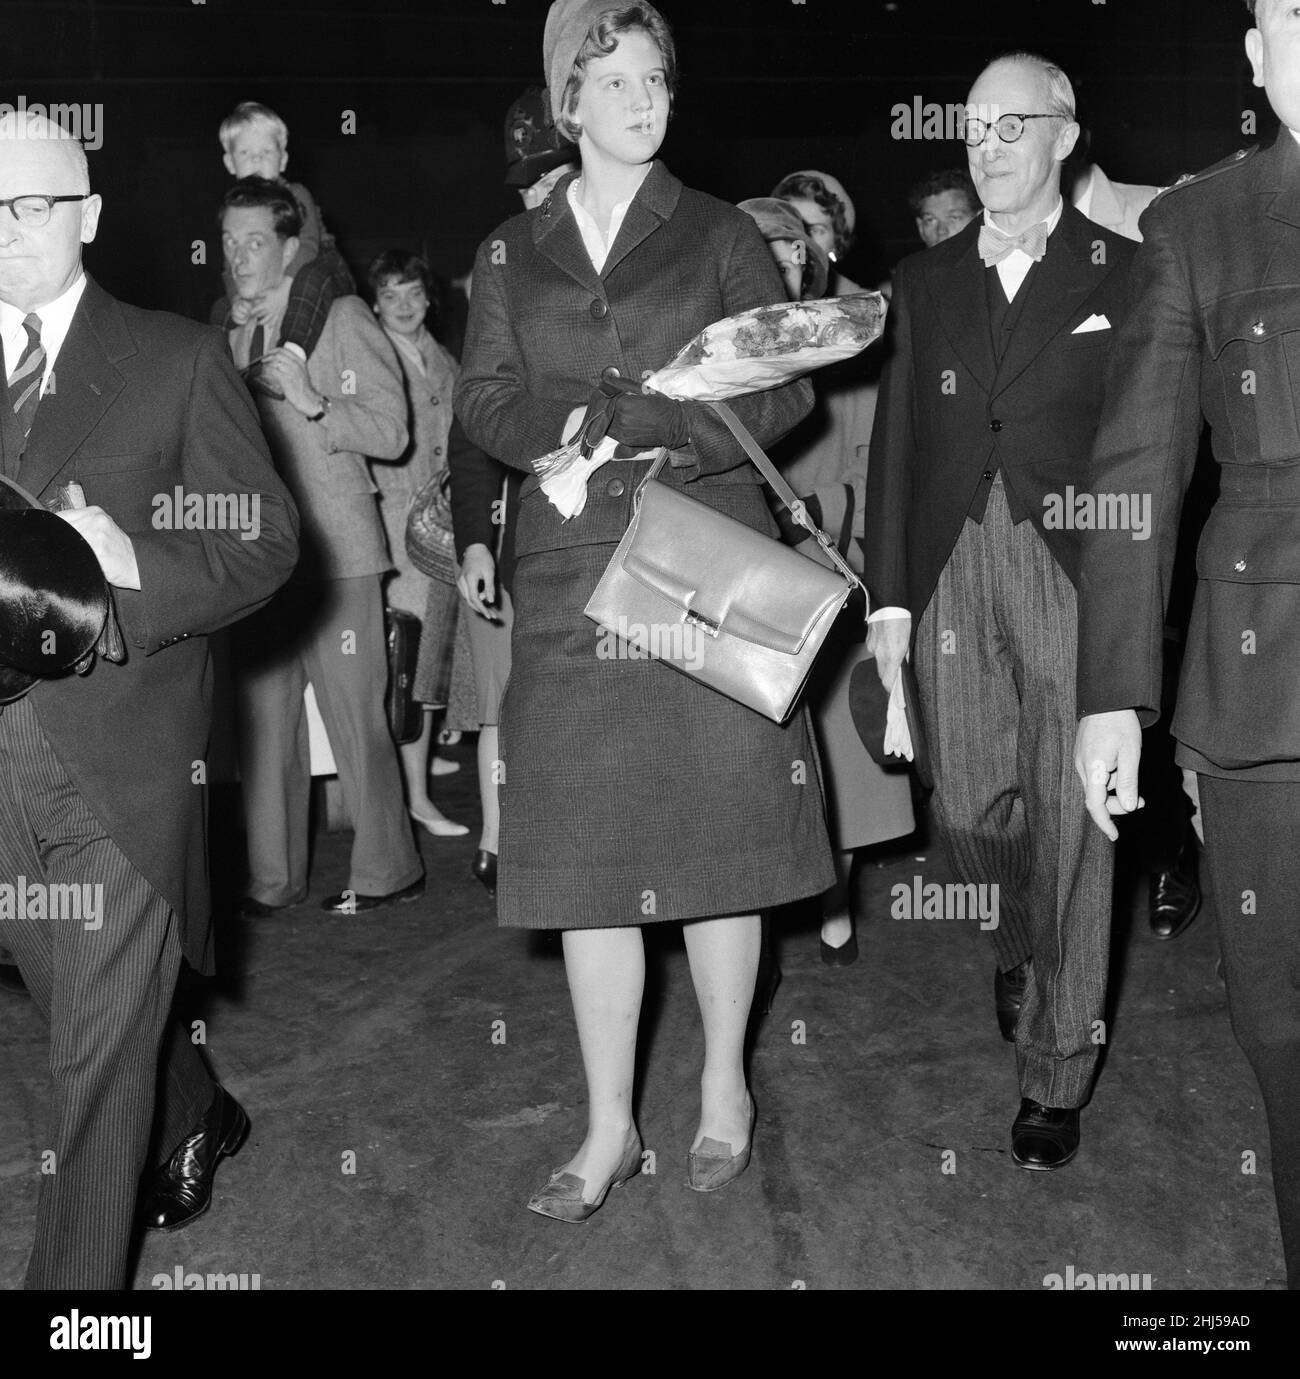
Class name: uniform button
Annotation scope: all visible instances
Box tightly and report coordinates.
[1251,321,1265,337]
[606,478,626,498]
[590,299,609,319]
[982,469,994,481]
[989,419,1003,432]
[1234,559,1247,572]
[601,365,621,382]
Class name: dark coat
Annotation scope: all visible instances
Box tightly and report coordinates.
[455,161,815,556]
[1077,133,1300,778]
[863,204,1136,620]
[0,277,299,970]
[452,161,832,928]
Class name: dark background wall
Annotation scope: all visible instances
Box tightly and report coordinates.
[3,0,1260,323]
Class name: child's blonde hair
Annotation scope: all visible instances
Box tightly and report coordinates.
[218,101,289,154]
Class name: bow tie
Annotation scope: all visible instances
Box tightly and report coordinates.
[978,220,1049,266]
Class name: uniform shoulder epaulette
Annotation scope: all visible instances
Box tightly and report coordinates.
[1152,145,1258,204]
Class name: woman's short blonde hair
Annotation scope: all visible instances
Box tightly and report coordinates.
[555,5,677,144]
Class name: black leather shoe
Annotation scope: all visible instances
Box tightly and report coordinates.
[994,960,1030,1042]
[237,896,290,920]
[1149,841,1201,940]
[140,1087,249,1230]
[319,877,425,913]
[471,849,497,899]
[1011,1098,1080,1171]
[0,962,28,995]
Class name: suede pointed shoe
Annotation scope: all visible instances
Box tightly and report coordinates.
[687,1096,756,1192]
[526,1126,643,1223]
[994,960,1030,1043]
[1010,1098,1080,1171]
[140,1087,250,1230]
[819,931,859,967]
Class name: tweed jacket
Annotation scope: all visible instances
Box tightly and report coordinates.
[249,294,407,582]
[1077,133,1300,779]
[454,161,813,560]
[0,276,299,971]
[862,203,1137,621]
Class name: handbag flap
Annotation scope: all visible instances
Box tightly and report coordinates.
[620,481,850,654]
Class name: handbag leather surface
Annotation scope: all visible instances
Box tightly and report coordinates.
[583,400,866,723]
[405,469,458,584]
[385,607,423,745]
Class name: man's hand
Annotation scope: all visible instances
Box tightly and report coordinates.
[1074,709,1144,841]
[866,613,911,693]
[230,296,253,326]
[260,347,321,416]
[56,506,141,589]
[245,275,293,327]
[457,543,500,621]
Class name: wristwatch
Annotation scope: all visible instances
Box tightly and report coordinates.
[306,395,332,423]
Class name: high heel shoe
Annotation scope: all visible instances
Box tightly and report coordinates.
[526,1125,643,1223]
[471,849,497,897]
[687,1094,756,1193]
[408,807,469,837]
[430,755,461,778]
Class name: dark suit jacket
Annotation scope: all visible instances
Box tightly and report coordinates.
[863,204,1136,620]
[0,276,299,970]
[454,161,813,561]
[1077,133,1300,778]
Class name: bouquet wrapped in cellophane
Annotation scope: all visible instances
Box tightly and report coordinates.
[534,292,887,518]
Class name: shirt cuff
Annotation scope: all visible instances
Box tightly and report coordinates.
[867,606,911,624]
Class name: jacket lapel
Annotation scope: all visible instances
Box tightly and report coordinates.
[533,170,603,296]
[990,203,1108,399]
[18,276,130,500]
[600,161,681,280]
[930,225,997,395]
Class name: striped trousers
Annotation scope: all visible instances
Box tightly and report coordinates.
[913,478,1113,1109]
[0,696,213,1289]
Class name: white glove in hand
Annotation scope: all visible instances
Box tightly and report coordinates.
[883,667,914,761]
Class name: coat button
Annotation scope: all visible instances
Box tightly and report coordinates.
[606,478,626,498]
[601,365,621,381]
[1251,321,1265,337]
[429,395,440,404]
[982,469,994,480]
[1234,559,1246,571]
[434,446,443,456]
[590,299,609,319]
[989,419,1003,432]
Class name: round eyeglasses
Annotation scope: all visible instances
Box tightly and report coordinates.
[0,194,91,227]
[962,114,1065,147]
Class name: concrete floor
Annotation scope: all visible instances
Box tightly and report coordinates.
[0,741,1286,1290]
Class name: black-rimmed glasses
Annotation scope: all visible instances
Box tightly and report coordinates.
[0,194,91,227]
[962,114,1065,147]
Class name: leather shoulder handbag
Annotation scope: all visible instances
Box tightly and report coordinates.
[583,400,867,724]
[405,469,458,585]
[384,606,423,745]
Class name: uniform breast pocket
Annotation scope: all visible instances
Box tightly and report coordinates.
[1204,287,1300,462]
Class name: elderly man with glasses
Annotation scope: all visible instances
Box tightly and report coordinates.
[863,52,1137,1170]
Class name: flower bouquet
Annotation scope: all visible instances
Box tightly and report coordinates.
[534,292,887,518]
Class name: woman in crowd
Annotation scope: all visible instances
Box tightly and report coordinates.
[368,250,468,837]
[770,168,863,294]
[456,0,832,1221]
[742,197,916,967]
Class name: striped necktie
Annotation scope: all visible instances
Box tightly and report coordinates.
[8,313,45,439]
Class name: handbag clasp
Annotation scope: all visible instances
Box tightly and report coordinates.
[684,608,721,639]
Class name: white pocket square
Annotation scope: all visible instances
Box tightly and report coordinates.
[1072,313,1111,334]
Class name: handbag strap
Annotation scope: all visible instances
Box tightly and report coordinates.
[706,400,865,596]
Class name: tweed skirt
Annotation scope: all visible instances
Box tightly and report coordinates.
[496,543,837,929]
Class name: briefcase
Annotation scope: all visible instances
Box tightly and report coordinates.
[385,607,423,745]
[583,401,865,724]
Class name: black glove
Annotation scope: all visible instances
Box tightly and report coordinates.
[774,493,823,546]
[606,387,690,450]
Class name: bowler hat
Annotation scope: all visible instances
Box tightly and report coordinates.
[0,474,109,703]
